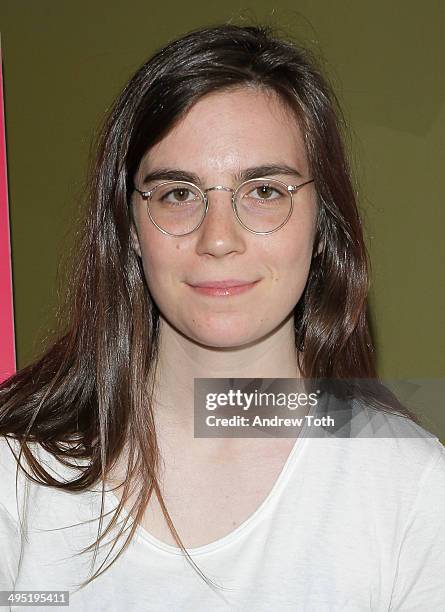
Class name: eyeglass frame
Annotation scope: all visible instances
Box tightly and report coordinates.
[133,176,315,236]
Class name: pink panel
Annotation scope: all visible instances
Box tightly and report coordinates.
[0,41,16,382]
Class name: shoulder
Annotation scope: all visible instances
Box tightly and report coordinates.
[0,436,23,521]
[315,393,445,489]
[352,400,445,498]
[0,436,87,523]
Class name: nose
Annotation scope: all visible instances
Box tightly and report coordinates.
[194,188,247,257]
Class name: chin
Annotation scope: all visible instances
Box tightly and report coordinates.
[181,313,273,349]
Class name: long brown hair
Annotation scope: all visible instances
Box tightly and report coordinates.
[0,23,420,590]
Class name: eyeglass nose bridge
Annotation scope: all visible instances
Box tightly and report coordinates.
[203,185,235,200]
[201,184,238,219]
[204,185,235,193]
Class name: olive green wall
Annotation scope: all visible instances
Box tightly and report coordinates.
[1,1,444,434]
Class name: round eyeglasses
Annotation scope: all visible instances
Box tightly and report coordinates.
[133,177,315,236]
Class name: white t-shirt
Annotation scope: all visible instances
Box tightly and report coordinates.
[1,401,444,611]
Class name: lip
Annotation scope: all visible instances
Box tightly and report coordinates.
[187,279,260,297]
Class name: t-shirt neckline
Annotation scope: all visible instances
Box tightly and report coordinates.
[104,401,315,557]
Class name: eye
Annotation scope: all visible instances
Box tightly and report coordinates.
[162,188,196,203]
[249,184,283,200]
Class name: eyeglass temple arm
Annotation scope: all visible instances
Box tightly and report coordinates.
[288,178,315,192]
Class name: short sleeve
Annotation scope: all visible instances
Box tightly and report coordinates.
[0,502,21,590]
[390,441,445,611]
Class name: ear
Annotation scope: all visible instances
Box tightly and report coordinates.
[130,224,142,258]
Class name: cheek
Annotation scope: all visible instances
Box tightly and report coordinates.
[282,261,312,308]
[267,236,313,282]
[270,210,317,284]
[137,234,195,322]
[267,245,314,316]
[138,235,176,295]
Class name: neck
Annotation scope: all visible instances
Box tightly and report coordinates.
[152,314,301,433]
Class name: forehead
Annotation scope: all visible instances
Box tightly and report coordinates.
[137,87,308,178]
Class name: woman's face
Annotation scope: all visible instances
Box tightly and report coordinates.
[131,87,318,348]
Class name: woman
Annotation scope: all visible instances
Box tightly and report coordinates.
[1,23,444,611]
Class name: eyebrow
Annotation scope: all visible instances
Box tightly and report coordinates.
[141,163,303,186]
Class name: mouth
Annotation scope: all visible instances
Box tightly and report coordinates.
[186,279,261,297]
